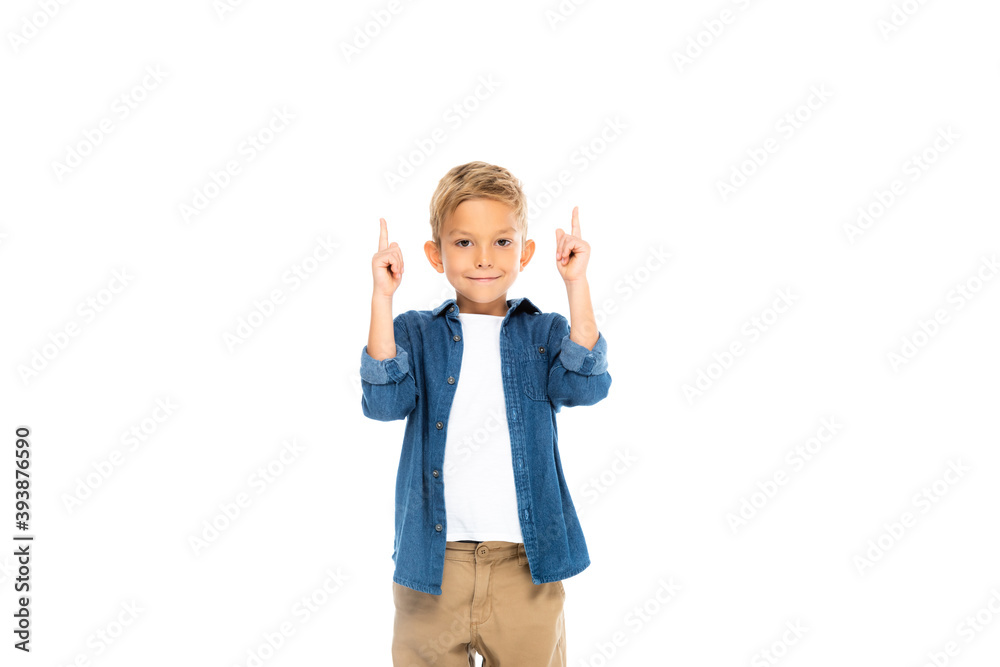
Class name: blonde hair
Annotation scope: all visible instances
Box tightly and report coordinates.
[429,161,527,248]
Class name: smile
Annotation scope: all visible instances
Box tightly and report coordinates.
[469,277,499,283]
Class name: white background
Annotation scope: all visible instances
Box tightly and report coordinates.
[2,0,999,665]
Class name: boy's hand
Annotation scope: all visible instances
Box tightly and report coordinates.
[555,206,590,282]
[372,217,403,298]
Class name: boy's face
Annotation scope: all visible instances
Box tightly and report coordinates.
[424,198,535,316]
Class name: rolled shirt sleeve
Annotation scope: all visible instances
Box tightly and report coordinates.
[360,344,410,384]
[545,314,612,410]
[359,314,417,422]
[554,329,608,375]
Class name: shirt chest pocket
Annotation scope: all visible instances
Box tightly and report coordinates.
[518,343,550,402]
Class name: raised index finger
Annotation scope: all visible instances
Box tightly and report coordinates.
[571,206,581,238]
[379,217,388,251]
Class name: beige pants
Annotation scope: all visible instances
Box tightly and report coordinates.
[392,540,566,666]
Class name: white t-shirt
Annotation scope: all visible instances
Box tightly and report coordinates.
[442,312,524,543]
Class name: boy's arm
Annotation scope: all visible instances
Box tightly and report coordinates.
[545,304,611,411]
[546,207,611,410]
[360,296,417,422]
[566,275,599,350]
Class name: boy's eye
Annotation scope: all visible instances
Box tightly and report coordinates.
[455,239,513,247]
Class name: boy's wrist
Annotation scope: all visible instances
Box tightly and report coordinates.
[564,277,592,303]
[371,294,394,317]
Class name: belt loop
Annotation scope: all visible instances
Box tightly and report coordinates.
[517,543,527,566]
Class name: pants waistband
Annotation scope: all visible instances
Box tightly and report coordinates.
[445,540,527,565]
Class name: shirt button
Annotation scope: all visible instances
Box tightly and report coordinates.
[435,523,443,531]
[436,421,443,429]
[447,376,455,384]
[538,346,546,354]
[448,307,455,313]
[432,469,439,478]
[453,334,461,342]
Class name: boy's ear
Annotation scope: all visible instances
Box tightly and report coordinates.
[424,240,444,273]
[520,238,535,270]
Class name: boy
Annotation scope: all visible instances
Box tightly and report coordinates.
[360,161,611,666]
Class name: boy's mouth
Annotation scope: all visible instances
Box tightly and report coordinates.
[468,276,499,283]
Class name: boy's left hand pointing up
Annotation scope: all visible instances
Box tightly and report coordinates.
[555,206,590,282]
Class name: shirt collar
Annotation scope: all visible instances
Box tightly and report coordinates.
[432,296,541,318]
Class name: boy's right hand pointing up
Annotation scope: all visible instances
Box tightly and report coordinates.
[372,217,403,299]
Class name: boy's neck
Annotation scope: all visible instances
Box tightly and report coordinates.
[454,292,509,317]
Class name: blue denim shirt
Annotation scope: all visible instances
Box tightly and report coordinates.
[359,296,611,595]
